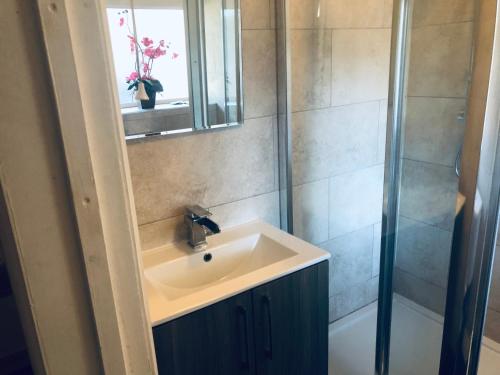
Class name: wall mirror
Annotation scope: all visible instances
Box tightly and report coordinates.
[105,0,243,141]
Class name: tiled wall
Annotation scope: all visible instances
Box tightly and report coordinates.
[393,0,474,315]
[287,0,393,322]
[127,0,473,324]
[128,0,280,250]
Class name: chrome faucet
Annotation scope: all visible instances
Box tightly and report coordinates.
[185,205,221,251]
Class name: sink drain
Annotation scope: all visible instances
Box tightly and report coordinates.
[203,253,213,262]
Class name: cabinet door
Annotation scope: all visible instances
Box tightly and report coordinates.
[153,291,256,375]
[252,261,329,375]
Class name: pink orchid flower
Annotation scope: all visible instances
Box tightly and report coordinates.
[127,35,136,52]
[142,37,154,47]
[119,17,124,27]
[172,52,179,60]
[126,71,139,81]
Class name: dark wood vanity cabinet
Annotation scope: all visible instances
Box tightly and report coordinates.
[153,291,256,375]
[252,261,329,375]
[153,261,329,375]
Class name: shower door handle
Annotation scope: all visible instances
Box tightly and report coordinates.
[455,145,462,177]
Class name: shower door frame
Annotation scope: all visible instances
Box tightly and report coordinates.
[374,0,411,373]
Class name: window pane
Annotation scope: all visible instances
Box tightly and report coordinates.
[106,4,190,108]
[106,8,137,106]
[134,8,189,101]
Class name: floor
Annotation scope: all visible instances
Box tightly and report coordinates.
[329,295,500,375]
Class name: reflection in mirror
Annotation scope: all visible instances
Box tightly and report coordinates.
[204,0,241,126]
[105,0,243,140]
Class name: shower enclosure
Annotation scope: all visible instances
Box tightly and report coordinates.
[275,0,500,374]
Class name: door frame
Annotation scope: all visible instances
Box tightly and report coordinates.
[33,0,158,373]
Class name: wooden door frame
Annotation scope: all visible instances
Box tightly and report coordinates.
[35,1,158,373]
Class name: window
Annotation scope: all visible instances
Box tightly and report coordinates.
[106,7,190,108]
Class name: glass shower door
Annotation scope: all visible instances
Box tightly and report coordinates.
[377,0,500,374]
[274,0,500,373]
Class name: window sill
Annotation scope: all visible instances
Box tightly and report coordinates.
[121,102,190,121]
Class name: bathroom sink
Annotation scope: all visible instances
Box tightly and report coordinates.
[145,233,296,297]
[142,220,330,326]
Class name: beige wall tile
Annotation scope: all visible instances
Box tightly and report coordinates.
[332,28,391,106]
[407,22,473,98]
[326,0,386,28]
[269,0,276,29]
[404,97,466,167]
[412,0,474,28]
[291,30,332,112]
[128,117,276,224]
[289,0,327,29]
[394,268,446,315]
[330,277,379,321]
[292,179,329,245]
[396,217,452,288]
[138,215,185,251]
[378,100,388,164]
[329,165,384,238]
[323,225,374,294]
[138,192,280,250]
[241,0,270,29]
[242,30,277,118]
[383,0,394,28]
[210,191,280,229]
[373,222,382,277]
[292,102,380,185]
[400,159,458,231]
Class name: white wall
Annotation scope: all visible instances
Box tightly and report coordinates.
[0,1,102,373]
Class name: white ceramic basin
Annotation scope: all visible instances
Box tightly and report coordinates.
[145,233,296,299]
[142,220,329,326]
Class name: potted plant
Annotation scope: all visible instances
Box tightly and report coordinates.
[119,11,179,110]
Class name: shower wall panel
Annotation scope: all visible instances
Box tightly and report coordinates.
[288,0,392,321]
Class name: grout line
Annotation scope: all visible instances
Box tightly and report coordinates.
[402,156,456,170]
[293,161,385,189]
[394,267,447,291]
[398,214,454,234]
[139,190,281,227]
[411,19,474,30]
[291,98,388,115]
[290,27,392,31]
[407,95,468,100]
[242,27,274,31]
[318,222,382,247]
[244,113,277,121]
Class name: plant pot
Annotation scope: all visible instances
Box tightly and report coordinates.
[141,89,156,109]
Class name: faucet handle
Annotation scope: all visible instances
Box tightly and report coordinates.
[186,205,212,219]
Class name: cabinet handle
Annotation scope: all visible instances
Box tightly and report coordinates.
[237,305,250,369]
[262,295,273,359]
